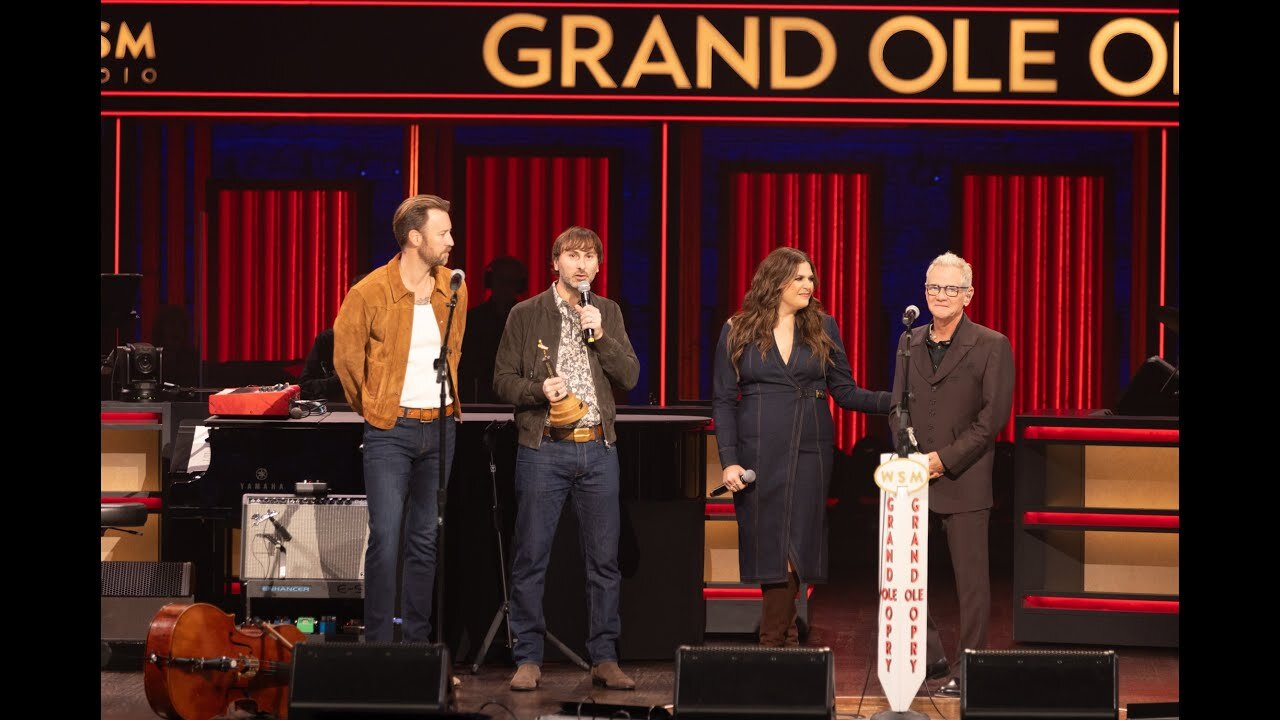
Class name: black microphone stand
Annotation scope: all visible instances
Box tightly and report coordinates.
[434,277,461,650]
[468,420,587,672]
[871,313,931,720]
[895,313,918,459]
[469,421,514,673]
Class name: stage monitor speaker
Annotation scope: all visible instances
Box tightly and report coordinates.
[674,645,835,719]
[101,561,194,671]
[240,494,368,582]
[289,642,452,719]
[962,649,1118,720]
[1115,356,1178,417]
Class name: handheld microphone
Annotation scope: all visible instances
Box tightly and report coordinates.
[268,516,292,541]
[449,269,465,292]
[576,281,595,343]
[710,468,757,497]
[902,304,920,327]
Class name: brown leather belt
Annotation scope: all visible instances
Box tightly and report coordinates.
[399,405,455,422]
[543,424,604,442]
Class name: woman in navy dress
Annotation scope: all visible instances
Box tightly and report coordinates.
[713,246,892,646]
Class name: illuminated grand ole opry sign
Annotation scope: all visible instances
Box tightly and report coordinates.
[100,1,1177,124]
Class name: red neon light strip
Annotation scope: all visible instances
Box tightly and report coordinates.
[114,118,122,273]
[101,496,163,511]
[100,111,1178,128]
[101,412,164,423]
[1158,128,1167,358]
[1022,425,1178,443]
[659,122,669,407]
[1023,511,1178,529]
[704,586,816,599]
[706,587,760,599]
[408,124,419,196]
[99,91,1177,109]
[1023,595,1178,614]
[101,0,1179,13]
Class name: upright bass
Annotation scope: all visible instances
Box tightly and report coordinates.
[143,603,306,720]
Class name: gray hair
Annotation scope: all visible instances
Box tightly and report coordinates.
[927,251,973,288]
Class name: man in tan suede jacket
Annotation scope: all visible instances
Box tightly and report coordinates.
[333,194,467,644]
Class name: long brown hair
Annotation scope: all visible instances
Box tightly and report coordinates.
[726,246,837,377]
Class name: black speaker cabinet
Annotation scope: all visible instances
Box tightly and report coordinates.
[962,649,1118,720]
[101,561,194,671]
[289,642,452,719]
[675,645,835,719]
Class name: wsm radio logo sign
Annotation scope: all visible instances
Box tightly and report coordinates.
[101,21,157,85]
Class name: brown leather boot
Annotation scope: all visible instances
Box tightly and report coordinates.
[509,663,541,691]
[758,582,794,647]
[782,572,800,646]
[591,661,636,690]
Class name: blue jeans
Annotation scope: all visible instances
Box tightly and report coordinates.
[361,417,456,643]
[509,438,621,665]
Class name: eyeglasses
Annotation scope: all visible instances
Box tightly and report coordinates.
[925,284,970,297]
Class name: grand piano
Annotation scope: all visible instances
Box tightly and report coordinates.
[164,404,711,661]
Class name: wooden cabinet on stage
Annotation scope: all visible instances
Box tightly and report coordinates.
[101,402,169,561]
[1013,412,1179,648]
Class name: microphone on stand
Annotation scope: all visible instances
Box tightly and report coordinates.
[709,469,757,497]
[895,308,921,457]
[449,269,465,292]
[251,511,292,542]
[576,281,595,343]
[902,304,920,327]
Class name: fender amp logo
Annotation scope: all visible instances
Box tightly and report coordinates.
[101,20,157,86]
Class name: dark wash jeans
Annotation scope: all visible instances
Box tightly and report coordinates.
[361,417,456,642]
[508,437,621,666]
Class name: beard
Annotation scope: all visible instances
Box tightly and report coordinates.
[419,243,448,269]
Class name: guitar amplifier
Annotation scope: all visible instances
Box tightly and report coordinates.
[240,495,369,607]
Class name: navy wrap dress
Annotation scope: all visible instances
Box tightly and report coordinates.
[712,314,892,585]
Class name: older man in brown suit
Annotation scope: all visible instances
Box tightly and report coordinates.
[890,251,1015,698]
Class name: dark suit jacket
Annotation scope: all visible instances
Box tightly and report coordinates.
[891,314,1015,514]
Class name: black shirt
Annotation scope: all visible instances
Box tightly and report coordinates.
[924,315,967,372]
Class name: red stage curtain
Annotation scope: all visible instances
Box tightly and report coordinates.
[461,155,610,306]
[960,174,1109,442]
[205,188,361,362]
[726,171,877,450]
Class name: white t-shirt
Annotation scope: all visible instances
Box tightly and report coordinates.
[399,303,451,408]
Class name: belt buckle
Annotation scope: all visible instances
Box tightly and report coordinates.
[572,427,593,442]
